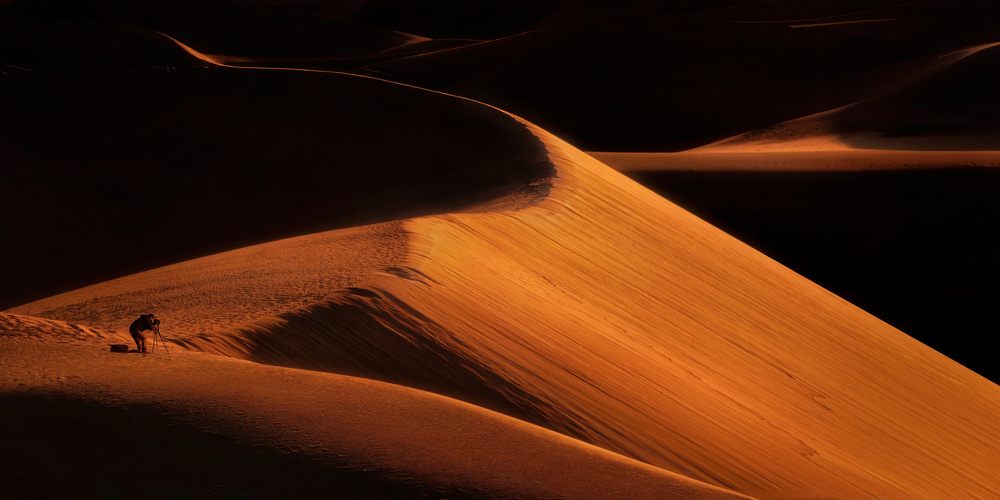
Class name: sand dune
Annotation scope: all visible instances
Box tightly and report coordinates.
[0,62,549,309]
[688,41,1000,153]
[591,150,1000,171]
[0,314,750,500]
[18,84,996,498]
[586,40,1000,383]
[10,222,407,337]
[6,2,1000,499]
[232,119,1000,499]
[355,1,998,151]
[584,35,1000,383]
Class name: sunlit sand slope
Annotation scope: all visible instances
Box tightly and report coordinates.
[185,118,1000,499]
[0,313,750,500]
[10,222,407,336]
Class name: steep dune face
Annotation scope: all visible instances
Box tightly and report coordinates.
[179,116,1000,499]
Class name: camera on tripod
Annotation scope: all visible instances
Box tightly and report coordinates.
[153,318,160,326]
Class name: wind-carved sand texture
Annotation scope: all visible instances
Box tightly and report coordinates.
[0,314,750,500]
[12,222,408,336]
[1,81,755,498]
[140,108,1000,498]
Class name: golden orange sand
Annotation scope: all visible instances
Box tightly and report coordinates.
[0,314,749,500]
[167,115,999,498]
[12,222,406,336]
[7,66,1000,499]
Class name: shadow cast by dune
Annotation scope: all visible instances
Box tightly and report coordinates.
[831,42,1000,150]
[175,288,581,438]
[0,392,455,500]
[0,64,551,311]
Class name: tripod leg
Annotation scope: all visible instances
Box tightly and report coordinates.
[156,326,169,354]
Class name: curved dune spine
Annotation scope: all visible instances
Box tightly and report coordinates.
[131,32,1000,500]
[183,110,1000,499]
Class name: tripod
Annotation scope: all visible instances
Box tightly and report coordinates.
[150,324,169,354]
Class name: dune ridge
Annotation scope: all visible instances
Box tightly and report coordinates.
[588,40,1000,173]
[176,107,1000,498]
[5,4,1000,499]
[6,28,1000,497]
[695,41,1000,153]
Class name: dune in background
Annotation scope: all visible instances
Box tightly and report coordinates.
[351,0,1000,151]
[5,1,1000,498]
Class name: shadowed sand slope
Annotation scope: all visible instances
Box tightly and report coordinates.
[355,0,999,150]
[0,65,550,309]
[0,314,750,500]
[690,42,1000,153]
[5,8,1000,498]
[174,115,1000,499]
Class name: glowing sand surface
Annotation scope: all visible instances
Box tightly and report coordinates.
[6,38,1000,499]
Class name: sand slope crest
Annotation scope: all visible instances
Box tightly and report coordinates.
[176,110,1000,498]
[4,41,999,499]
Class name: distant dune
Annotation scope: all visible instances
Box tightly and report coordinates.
[4,1,1000,499]
[354,0,1000,151]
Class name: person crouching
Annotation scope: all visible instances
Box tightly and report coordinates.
[129,313,156,353]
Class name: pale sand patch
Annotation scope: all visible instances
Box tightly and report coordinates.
[10,221,406,338]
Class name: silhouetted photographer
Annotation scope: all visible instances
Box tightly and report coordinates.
[128,313,157,353]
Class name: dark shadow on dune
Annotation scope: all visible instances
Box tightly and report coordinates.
[354,1,1000,151]
[0,392,477,500]
[832,43,1000,150]
[0,0,418,63]
[175,288,588,442]
[0,65,552,310]
[626,168,1000,384]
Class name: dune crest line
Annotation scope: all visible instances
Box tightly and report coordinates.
[14,30,999,500]
[181,95,1000,498]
